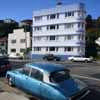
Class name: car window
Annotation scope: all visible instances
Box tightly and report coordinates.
[50,70,70,83]
[20,67,31,76]
[30,68,43,81]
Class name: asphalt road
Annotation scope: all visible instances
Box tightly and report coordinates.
[76,77,100,100]
[1,60,100,100]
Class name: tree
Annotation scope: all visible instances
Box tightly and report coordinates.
[86,15,93,29]
[0,19,18,37]
[86,29,100,57]
[85,15,100,57]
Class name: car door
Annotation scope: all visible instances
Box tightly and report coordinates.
[14,66,31,89]
[39,73,57,100]
[24,68,43,97]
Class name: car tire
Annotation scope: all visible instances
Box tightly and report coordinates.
[7,76,14,86]
[71,59,74,62]
[85,60,88,63]
[43,57,47,61]
[56,59,60,61]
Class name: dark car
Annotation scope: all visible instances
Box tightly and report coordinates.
[0,56,11,76]
[43,54,61,61]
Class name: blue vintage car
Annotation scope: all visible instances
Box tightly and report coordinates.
[6,63,89,100]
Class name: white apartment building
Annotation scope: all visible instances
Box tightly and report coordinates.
[32,3,86,59]
[8,29,31,56]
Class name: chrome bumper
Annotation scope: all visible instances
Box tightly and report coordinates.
[70,89,90,100]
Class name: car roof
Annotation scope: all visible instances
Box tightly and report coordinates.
[26,62,67,73]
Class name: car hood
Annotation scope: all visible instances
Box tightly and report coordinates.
[52,79,87,97]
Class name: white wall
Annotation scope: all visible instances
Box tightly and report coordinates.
[32,3,86,57]
[8,29,31,55]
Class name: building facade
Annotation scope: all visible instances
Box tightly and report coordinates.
[32,3,86,59]
[0,37,7,55]
[8,29,31,56]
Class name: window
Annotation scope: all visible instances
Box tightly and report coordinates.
[20,39,26,43]
[56,47,59,52]
[68,47,73,51]
[50,70,70,83]
[57,24,59,29]
[35,16,42,21]
[64,47,73,52]
[20,48,25,52]
[65,11,74,17]
[11,49,16,52]
[57,13,59,19]
[50,14,56,19]
[72,11,74,16]
[34,47,41,51]
[47,14,59,20]
[21,67,31,76]
[34,27,42,31]
[82,34,85,40]
[50,25,56,30]
[34,36,41,41]
[11,40,16,43]
[49,47,55,51]
[78,11,84,17]
[78,47,81,52]
[67,35,72,40]
[47,15,49,20]
[78,23,84,28]
[47,26,49,30]
[65,23,73,29]
[65,35,73,40]
[68,12,71,16]
[50,36,55,40]
[47,25,59,30]
[46,47,48,51]
[64,47,67,52]
[56,36,59,40]
[31,68,43,81]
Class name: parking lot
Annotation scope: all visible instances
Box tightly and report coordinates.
[1,59,100,100]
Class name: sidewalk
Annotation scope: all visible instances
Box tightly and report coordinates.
[0,92,29,100]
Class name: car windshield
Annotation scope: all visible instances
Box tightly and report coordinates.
[50,70,70,83]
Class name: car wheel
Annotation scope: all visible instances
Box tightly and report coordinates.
[56,59,60,61]
[7,76,14,86]
[43,57,47,61]
[85,60,88,63]
[71,59,74,62]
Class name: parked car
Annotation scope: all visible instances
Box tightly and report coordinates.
[8,53,23,59]
[0,56,11,76]
[6,63,89,100]
[43,54,61,61]
[68,56,93,62]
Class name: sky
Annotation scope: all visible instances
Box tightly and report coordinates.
[0,0,100,21]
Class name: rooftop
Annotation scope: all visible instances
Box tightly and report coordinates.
[33,3,85,16]
[27,62,67,73]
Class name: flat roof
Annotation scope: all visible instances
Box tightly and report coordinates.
[33,3,85,16]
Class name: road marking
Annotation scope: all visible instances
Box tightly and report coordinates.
[73,74,100,82]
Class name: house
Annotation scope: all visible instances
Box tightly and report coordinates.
[8,29,31,56]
